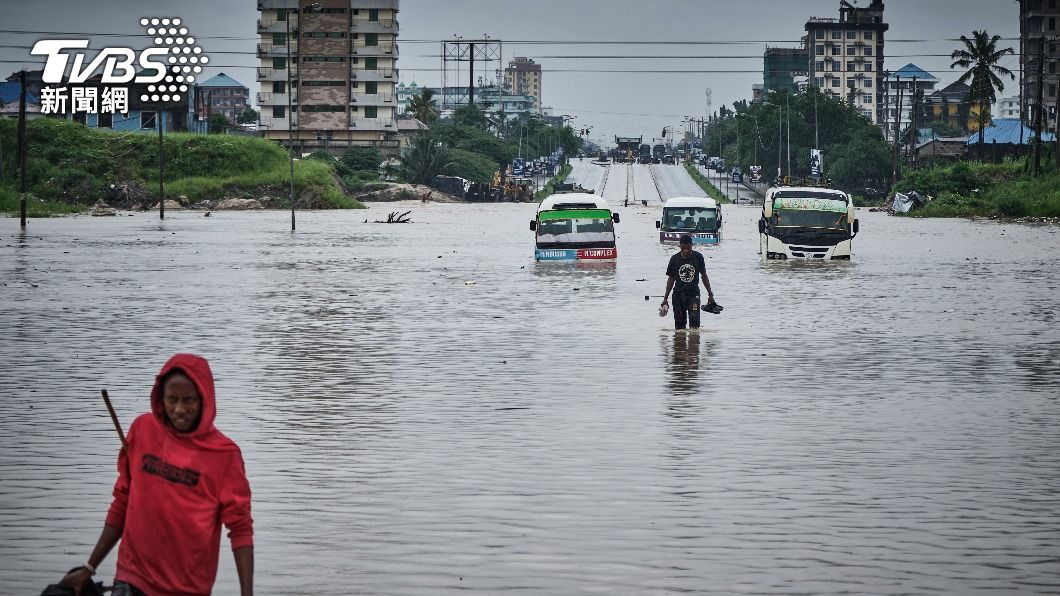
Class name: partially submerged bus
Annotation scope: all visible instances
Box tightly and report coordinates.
[758,182,859,260]
[655,196,722,244]
[530,193,620,261]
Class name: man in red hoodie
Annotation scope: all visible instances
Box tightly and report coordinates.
[62,354,254,596]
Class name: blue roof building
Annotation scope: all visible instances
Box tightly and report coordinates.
[883,64,940,142]
[965,118,1056,145]
[197,72,249,123]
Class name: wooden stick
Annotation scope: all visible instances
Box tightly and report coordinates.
[100,389,128,450]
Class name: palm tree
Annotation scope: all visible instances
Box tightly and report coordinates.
[400,133,451,184]
[950,30,1015,159]
[406,89,438,124]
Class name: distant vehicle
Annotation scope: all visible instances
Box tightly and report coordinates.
[530,194,620,261]
[656,196,722,245]
[652,143,666,163]
[759,181,859,260]
[662,154,676,165]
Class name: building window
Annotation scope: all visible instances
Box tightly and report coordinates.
[864,47,872,56]
[365,33,378,46]
[1050,17,1056,30]
[816,45,825,56]
[815,30,824,39]
[364,106,378,118]
[365,57,378,70]
[276,9,287,21]
[816,61,825,71]
[1050,83,1057,98]
[847,62,856,71]
[832,46,841,55]
[140,111,156,129]
[847,45,856,55]
[272,81,286,93]
[98,112,112,128]
[864,95,872,103]
[273,57,286,69]
[864,31,873,40]
[1050,61,1057,74]
[365,81,378,94]
[832,30,841,39]
[273,33,286,45]
[864,79,872,88]
[864,63,873,71]
[815,77,824,87]
[847,31,856,39]
[832,79,840,88]
[832,61,840,71]
[369,8,379,21]
[272,106,285,118]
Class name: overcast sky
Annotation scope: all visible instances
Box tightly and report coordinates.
[2,0,1019,145]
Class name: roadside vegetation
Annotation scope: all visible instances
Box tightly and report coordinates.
[684,162,729,203]
[894,158,1060,218]
[535,164,573,200]
[0,117,360,216]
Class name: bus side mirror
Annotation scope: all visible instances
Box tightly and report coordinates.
[530,220,537,231]
[655,220,660,229]
[852,219,859,236]
[758,218,766,234]
[612,213,621,224]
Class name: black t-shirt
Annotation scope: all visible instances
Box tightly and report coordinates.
[666,251,706,295]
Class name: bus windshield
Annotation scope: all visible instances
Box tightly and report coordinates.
[537,209,615,246]
[772,209,848,230]
[662,207,718,232]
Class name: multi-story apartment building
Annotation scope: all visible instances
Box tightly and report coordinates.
[764,47,809,95]
[503,57,541,114]
[805,0,888,124]
[996,95,1020,120]
[198,73,250,123]
[881,64,939,142]
[1019,0,1060,133]
[256,0,400,153]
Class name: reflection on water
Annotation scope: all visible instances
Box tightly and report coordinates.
[1,207,1059,595]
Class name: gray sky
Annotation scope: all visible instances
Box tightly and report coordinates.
[2,0,1019,145]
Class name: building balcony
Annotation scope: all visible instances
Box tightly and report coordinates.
[349,93,394,106]
[351,68,395,81]
[257,42,296,57]
[257,66,297,81]
[352,42,397,56]
[257,0,295,9]
[349,117,396,130]
[352,19,398,33]
[257,91,295,105]
[349,0,399,9]
[256,18,291,33]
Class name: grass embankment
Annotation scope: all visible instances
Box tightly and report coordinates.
[894,158,1060,218]
[0,118,361,216]
[535,163,573,200]
[684,162,729,203]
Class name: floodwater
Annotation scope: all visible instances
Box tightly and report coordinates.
[1,165,1059,594]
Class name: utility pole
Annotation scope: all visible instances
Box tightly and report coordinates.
[158,111,165,220]
[18,70,27,229]
[1033,35,1044,175]
[892,75,903,185]
[911,77,919,169]
[785,93,791,178]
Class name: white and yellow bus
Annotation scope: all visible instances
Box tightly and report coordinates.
[758,183,860,260]
[530,194,620,261]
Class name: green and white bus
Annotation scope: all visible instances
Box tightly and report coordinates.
[758,184,859,260]
[530,194,620,261]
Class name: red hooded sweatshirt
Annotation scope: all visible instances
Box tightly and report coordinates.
[105,354,253,596]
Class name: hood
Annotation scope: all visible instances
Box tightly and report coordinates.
[150,353,237,451]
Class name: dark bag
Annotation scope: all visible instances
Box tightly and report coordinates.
[40,567,106,596]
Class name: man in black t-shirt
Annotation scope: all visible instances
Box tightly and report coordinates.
[662,234,717,329]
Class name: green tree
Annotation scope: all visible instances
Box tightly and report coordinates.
[207,113,229,134]
[237,108,259,124]
[950,30,1015,159]
[406,88,438,123]
[401,133,452,185]
[340,146,382,172]
[446,148,496,184]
